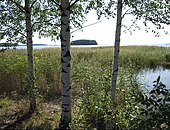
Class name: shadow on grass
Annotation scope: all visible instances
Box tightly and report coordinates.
[1,110,34,130]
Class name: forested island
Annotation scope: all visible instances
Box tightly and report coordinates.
[71,40,97,45]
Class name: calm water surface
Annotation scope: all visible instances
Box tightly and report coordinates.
[138,66,170,90]
[0,44,113,50]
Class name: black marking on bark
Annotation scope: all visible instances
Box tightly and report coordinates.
[62,68,67,73]
[62,103,69,106]
[116,40,120,43]
[60,35,64,41]
[64,51,70,57]
[60,35,67,42]
[62,12,67,17]
[114,68,118,72]
[59,32,62,40]
[67,4,71,11]
[114,56,116,58]
[63,110,69,113]
[61,106,67,110]
[62,94,69,97]
[61,79,65,85]
[118,22,122,27]
[61,21,66,26]
[66,86,71,92]
[63,38,67,41]
[66,26,70,32]
[61,39,67,43]
[61,57,64,63]
[61,44,66,48]
[67,63,70,67]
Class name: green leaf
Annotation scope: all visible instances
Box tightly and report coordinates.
[157,75,161,83]
[157,98,162,102]
[150,90,156,94]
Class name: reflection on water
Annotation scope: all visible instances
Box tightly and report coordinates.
[138,66,170,90]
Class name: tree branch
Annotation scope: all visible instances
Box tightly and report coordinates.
[0,9,7,12]
[70,0,79,8]
[9,0,25,13]
[71,18,104,34]
[5,24,26,37]
[32,17,61,29]
[31,0,37,9]
[121,7,132,19]
[50,0,61,9]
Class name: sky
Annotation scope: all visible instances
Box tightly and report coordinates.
[33,10,170,46]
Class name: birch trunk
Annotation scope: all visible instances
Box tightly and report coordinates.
[106,1,122,129]
[59,0,71,129]
[25,0,36,113]
[111,0,123,103]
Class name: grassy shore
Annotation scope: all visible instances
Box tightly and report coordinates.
[0,46,170,129]
[1,47,110,96]
[1,46,169,95]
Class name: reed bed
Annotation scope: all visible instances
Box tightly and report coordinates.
[0,46,170,129]
[0,46,169,96]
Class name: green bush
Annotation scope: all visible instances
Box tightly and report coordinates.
[71,65,142,130]
[137,76,170,129]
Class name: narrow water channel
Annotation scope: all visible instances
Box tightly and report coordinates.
[138,66,170,91]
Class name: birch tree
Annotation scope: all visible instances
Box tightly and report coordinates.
[0,0,61,113]
[0,0,37,113]
[109,0,170,129]
[105,0,123,129]
[47,1,86,129]
[111,0,170,103]
[111,0,122,103]
[48,0,116,129]
[25,0,36,113]
[59,0,71,129]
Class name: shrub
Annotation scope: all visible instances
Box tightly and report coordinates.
[137,76,170,129]
[71,66,141,130]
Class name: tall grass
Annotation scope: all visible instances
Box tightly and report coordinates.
[0,48,61,99]
[0,46,170,129]
[119,46,169,68]
[0,46,169,97]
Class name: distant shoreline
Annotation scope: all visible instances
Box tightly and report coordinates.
[1,44,170,50]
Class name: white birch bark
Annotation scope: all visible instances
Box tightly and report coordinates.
[25,0,36,112]
[59,0,71,129]
[111,0,123,103]
[106,0,123,129]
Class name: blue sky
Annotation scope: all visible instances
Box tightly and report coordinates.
[34,10,170,46]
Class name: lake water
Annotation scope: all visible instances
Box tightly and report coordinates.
[138,66,170,91]
[1,43,170,50]
[0,44,114,50]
